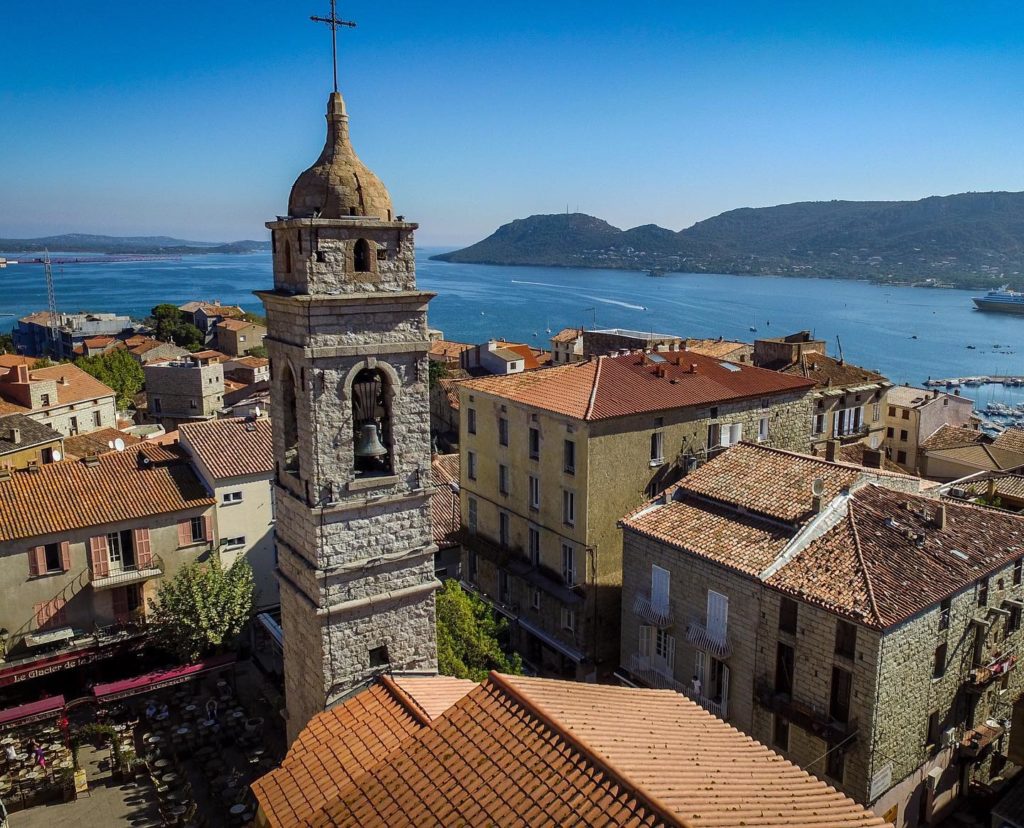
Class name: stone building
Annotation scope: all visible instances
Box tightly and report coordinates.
[918,426,1024,482]
[0,445,215,667]
[754,331,892,455]
[0,413,63,470]
[178,301,246,338]
[215,318,267,357]
[456,350,815,681]
[883,385,975,473]
[0,362,117,438]
[258,89,438,742]
[179,416,278,609]
[143,353,225,429]
[13,310,138,359]
[550,328,583,364]
[619,442,1024,827]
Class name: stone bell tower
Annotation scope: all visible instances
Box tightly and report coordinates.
[258,90,438,742]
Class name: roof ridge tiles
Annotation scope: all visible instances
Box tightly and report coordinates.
[846,501,883,627]
[584,355,603,421]
[485,671,690,828]
[377,674,433,728]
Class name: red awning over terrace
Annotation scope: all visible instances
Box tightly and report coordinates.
[91,653,236,702]
[0,694,65,730]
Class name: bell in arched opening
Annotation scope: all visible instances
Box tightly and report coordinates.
[352,367,392,475]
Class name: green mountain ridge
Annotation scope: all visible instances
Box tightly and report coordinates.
[432,192,1024,289]
[0,233,271,255]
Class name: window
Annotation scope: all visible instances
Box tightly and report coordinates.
[189,399,197,410]
[650,431,664,463]
[1009,606,1022,635]
[872,403,881,421]
[775,642,795,696]
[888,405,896,417]
[41,393,51,407]
[709,406,719,419]
[760,397,770,410]
[368,644,389,667]
[651,565,670,616]
[779,597,798,635]
[939,598,950,631]
[498,417,509,447]
[716,423,743,447]
[222,491,243,505]
[528,475,540,510]
[813,413,826,435]
[153,398,162,413]
[467,451,477,481]
[886,427,894,438]
[1015,558,1022,586]
[223,536,245,548]
[531,588,541,610]
[106,529,135,571]
[896,450,907,464]
[467,497,478,533]
[529,427,540,459]
[69,416,79,436]
[834,406,864,437]
[835,620,857,659]
[901,409,910,420]
[563,439,575,474]
[561,607,575,632]
[933,642,947,678]
[467,408,476,435]
[354,239,373,272]
[561,543,576,586]
[708,423,721,446]
[93,411,102,427]
[825,745,845,783]
[978,577,989,607]
[926,711,941,748]
[43,543,63,573]
[829,667,852,724]
[707,590,729,641]
[189,516,205,543]
[468,548,478,580]
[499,463,509,495]
[562,489,575,526]
[899,429,908,442]
[655,628,673,660]
[498,570,510,604]
[758,417,769,442]
[499,512,510,547]
[528,527,540,566]
[773,716,790,752]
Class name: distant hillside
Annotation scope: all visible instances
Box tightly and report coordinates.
[433,192,1024,289]
[0,233,271,255]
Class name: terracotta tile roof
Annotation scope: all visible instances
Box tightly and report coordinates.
[994,428,1024,454]
[18,312,53,326]
[682,338,750,359]
[435,377,461,411]
[769,485,1024,628]
[0,363,115,410]
[925,442,1024,472]
[920,424,987,451]
[887,385,972,408]
[259,673,886,828]
[550,327,581,344]
[959,474,1024,502]
[675,443,865,524]
[427,340,472,361]
[430,454,460,549]
[504,343,540,369]
[181,302,245,318]
[0,355,36,369]
[833,443,906,473]
[461,352,815,421]
[128,339,170,355]
[62,428,142,460]
[223,378,247,393]
[0,443,214,542]
[252,676,473,827]
[233,356,269,369]
[179,417,273,479]
[82,335,115,348]
[388,675,477,721]
[190,349,230,363]
[0,414,62,454]
[775,353,888,390]
[123,335,150,348]
[216,317,259,332]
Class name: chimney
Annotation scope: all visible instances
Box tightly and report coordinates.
[987,478,997,501]
[60,375,69,386]
[8,428,20,445]
[825,440,839,462]
[812,495,824,513]
[14,365,28,384]
[862,447,883,469]
[690,363,698,374]
[934,504,947,531]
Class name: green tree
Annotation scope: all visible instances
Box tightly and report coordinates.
[428,359,450,389]
[148,304,203,350]
[148,556,254,663]
[76,348,145,410]
[245,345,268,359]
[436,580,522,681]
[241,311,267,326]
[0,333,14,354]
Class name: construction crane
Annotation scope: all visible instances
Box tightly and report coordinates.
[0,253,181,359]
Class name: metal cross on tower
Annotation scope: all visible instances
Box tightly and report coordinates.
[311,0,356,93]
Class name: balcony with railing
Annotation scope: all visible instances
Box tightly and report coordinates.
[686,618,731,659]
[633,591,671,628]
[755,677,856,744]
[91,555,164,591]
[627,653,728,719]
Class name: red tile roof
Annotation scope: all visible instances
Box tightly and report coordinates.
[461,352,815,421]
[255,673,887,828]
[62,428,143,460]
[774,353,888,389]
[550,327,581,344]
[427,340,472,361]
[430,454,460,549]
[994,428,1024,455]
[179,417,273,479]
[921,424,987,451]
[0,444,213,542]
[216,317,261,332]
[0,363,116,410]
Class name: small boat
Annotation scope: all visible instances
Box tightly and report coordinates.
[911,335,918,340]
[966,345,977,350]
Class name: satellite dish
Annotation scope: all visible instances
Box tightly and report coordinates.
[114,438,126,452]
[108,441,115,450]
[51,449,62,462]
[254,405,261,417]
[811,478,825,497]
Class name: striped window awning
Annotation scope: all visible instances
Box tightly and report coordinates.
[686,622,731,660]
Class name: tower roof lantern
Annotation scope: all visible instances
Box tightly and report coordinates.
[287,92,394,221]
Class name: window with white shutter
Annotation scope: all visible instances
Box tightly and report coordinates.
[651,565,670,616]
[638,625,652,658]
[707,590,729,642]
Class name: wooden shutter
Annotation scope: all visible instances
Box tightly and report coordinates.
[707,590,729,641]
[638,625,652,658]
[666,634,676,673]
[651,565,670,616]
[28,547,42,577]
[134,528,152,568]
[89,535,109,578]
[60,541,71,572]
[177,519,190,547]
[203,515,214,542]
[112,588,129,624]
[721,664,730,712]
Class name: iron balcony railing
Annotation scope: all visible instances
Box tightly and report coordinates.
[632,591,671,628]
[686,618,731,660]
[90,555,164,591]
[628,653,728,719]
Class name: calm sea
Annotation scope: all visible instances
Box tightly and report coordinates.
[2,248,1023,407]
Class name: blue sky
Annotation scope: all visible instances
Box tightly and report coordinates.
[2,1,1023,245]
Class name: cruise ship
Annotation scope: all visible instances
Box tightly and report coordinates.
[972,288,1024,315]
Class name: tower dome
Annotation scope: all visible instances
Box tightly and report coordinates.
[288,92,394,221]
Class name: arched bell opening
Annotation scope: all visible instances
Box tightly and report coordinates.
[280,362,300,477]
[353,238,374,273]
[352,367,393,477]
